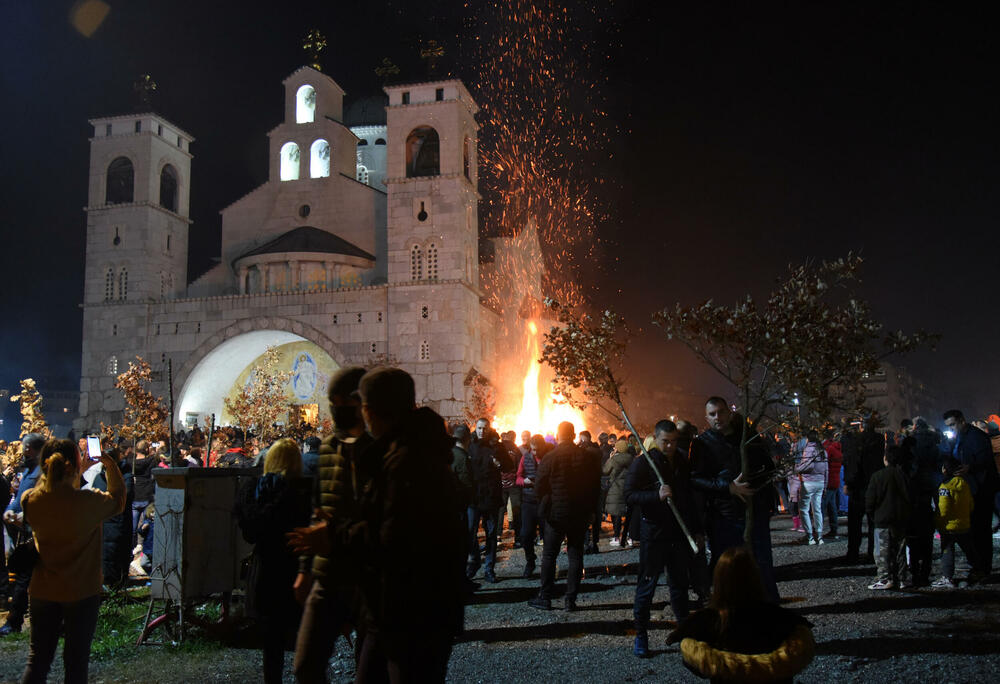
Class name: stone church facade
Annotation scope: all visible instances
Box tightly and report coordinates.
[76,66,538,432]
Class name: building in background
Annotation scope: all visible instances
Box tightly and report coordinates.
[75,65,540,433]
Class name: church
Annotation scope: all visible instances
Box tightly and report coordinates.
[75,64,541,433]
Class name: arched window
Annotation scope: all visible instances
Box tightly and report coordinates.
[419,340,430,361]
[310,139,330,178]
[410,245,423,281]
[280,142,300,181]
[107,355,119,376]
[104,267,115,302]
[357,139,368,146]
[463,136,471,180]
[356,165,369,184]
[296,85,316,124]
[117,267,128,301]
[160,164,178,212]
[105,157,134,204]
[427,243,439,281]
[405,127,440,177]
[375,138,386,145]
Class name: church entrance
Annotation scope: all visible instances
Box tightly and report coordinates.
[176,329,340,430]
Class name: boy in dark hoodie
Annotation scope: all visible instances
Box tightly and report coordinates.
[865,445,911,589]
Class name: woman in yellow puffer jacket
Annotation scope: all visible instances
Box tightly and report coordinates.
[667,547,815,682]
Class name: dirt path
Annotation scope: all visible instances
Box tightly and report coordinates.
[2,516,998,682]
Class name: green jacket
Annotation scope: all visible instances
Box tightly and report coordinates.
[310,432,373,582]
[603,451,633,516]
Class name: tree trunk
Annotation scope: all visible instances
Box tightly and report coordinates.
[741,392,754,546]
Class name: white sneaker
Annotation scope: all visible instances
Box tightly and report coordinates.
[808,539,817,546]
[818,539,825,545]
[931,576,955,589]
[609,538,620,547]
[868,579,894,590]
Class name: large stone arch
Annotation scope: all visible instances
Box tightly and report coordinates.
[175,317,347,425]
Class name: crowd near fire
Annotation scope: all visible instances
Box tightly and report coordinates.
[2,1,999,683]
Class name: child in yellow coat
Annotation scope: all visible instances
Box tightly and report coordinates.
[933,456,981,588]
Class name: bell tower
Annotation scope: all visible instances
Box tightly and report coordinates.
[83,112,193,305]
[383,80,479,286]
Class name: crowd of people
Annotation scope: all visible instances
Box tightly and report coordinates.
[2,374,999,681]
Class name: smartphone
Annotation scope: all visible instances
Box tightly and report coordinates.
[87,436,102,459]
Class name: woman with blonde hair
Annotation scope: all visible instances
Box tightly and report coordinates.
[237,437,311,684]
[20,438,125,683]
[668,547,814,682]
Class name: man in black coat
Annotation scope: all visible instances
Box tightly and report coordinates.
[843,417,886,563]
[467,419,506,583]
[627,420,703,657]
[92,451,135,589]
[690,397,779,603]
[944,409,999,575]
[528,421,601,611]
[578,431,604,554]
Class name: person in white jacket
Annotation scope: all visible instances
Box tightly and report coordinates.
[795,431,829,545]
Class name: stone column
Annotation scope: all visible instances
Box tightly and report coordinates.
[300,261,309,291]
[323,261,333,291]
[263,263,271,293]
[289,260,299,291]
[237,266,248,294]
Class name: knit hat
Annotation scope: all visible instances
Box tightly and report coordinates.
[614,439,629,453]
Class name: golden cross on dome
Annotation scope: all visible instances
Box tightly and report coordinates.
[303,30,327,71]
[375,57,400,82]
[133,74,157,109]
[420,40,445,73]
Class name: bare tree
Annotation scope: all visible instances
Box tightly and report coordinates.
[224,346,292,445]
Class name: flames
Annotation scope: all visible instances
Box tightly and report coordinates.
[493,320,588,437]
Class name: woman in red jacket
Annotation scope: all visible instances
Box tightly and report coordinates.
[822,431,844,539]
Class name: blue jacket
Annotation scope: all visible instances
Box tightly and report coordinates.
[6,465,41,516]
[951,426,998,496]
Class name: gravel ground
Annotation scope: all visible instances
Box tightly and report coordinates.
[2,515,998,683]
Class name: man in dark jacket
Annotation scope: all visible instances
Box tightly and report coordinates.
[301,436,321,480]
[690,398,779,603]
[516,436,544,577]
[468,419,505,583]
[1,432,44,636]
[843,418,886,563]
[944,409,999,574]
[289,368,466,682]
[354,368,466,680]
[528,421,601,611]
[92,450,135,589]
[499,431,523,548]
[905,418,940,585]
[579,431,604,554]
[291,366,373,683]
[627,420,703,657]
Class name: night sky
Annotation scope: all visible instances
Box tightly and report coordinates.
[1,1,996,429]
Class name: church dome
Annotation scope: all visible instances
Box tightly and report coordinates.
[344,94,388,126]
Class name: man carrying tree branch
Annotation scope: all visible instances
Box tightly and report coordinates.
[626,420,704,657]
[690,397,780,602]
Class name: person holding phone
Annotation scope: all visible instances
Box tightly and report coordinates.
[19,438,126,682]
